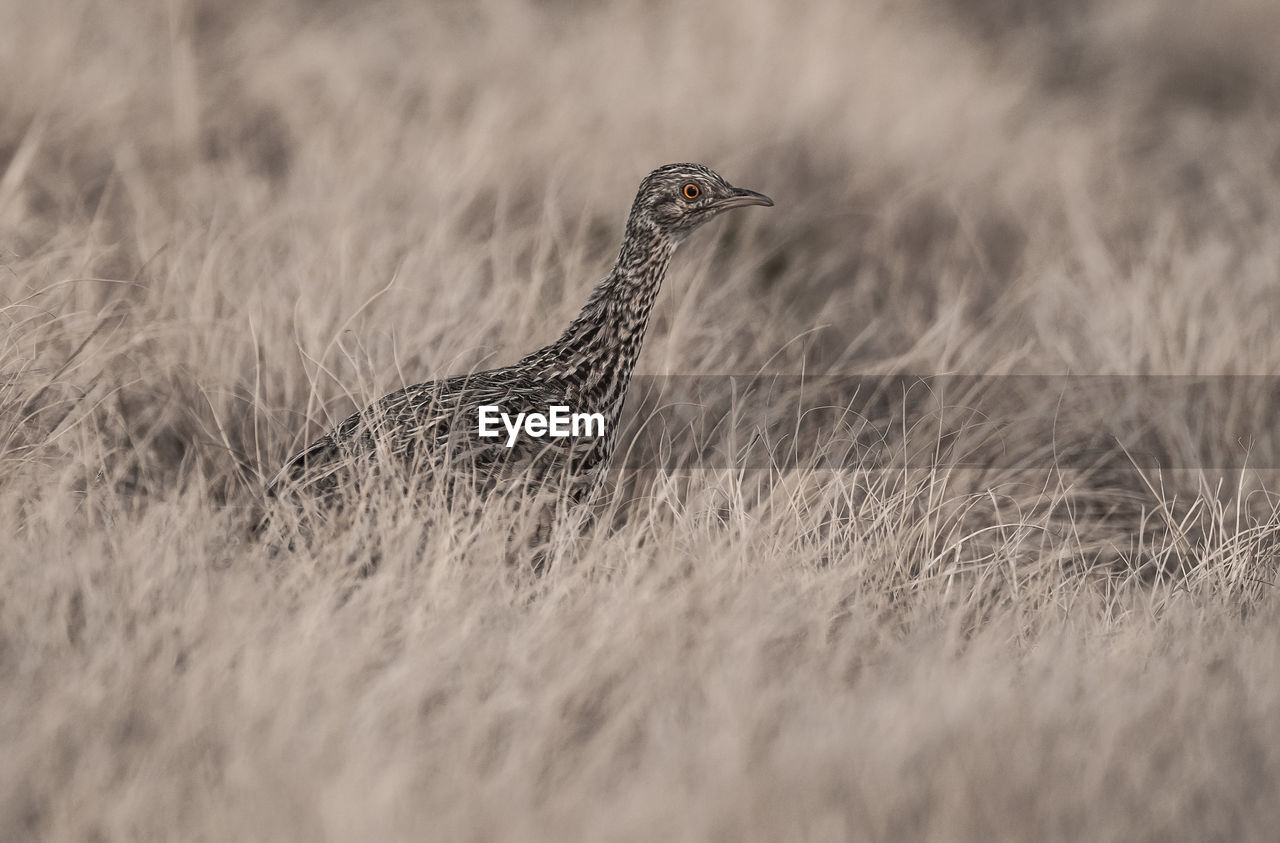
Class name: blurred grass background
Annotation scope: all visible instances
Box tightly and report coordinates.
[3,0,1280,839]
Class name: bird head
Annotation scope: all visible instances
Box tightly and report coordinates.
[630,163,773,241]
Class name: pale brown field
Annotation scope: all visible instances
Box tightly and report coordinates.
[4,1,1280,840]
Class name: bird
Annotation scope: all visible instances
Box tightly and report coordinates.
[266,163,772,527]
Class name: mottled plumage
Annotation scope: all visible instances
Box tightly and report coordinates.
[269,163,771,513]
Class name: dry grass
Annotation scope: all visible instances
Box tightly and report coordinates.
[3,0,1280,839]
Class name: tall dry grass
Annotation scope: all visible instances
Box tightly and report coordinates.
[3,0,1280,839]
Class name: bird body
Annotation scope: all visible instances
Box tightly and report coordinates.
[269,163,771,515]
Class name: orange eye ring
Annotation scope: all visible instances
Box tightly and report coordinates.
[682,183,700,200]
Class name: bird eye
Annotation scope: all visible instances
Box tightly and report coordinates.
[682,183,701,200]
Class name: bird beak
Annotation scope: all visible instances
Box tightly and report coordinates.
[714,187,774,210]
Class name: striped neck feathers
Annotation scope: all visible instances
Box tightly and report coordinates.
[542,218,677,375]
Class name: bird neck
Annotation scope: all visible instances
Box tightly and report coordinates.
[578,220,675,342]
[539,219,676,385]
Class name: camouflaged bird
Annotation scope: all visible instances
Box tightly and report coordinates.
[269,163,772,513]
